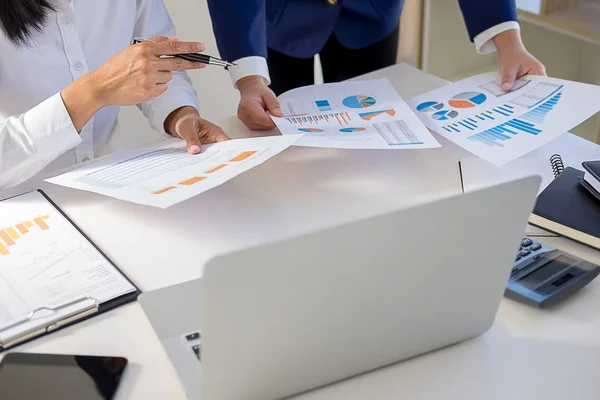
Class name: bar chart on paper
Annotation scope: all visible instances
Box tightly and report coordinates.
[408,72,600,165]
[272,78,440,150]
[0,215,51,256]
[286,112,352,127]
[469,91,562,147]
[48,136,301,208]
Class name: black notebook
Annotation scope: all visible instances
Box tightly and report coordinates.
[530,167,600,250]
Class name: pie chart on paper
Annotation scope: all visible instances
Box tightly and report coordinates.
[416,101,444,112]
[298,128,324,133]
[449,92,487,109]
[339,127,367,133]
[432,110,459,121]
[343,95,377,109]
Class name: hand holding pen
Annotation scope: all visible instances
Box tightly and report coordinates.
[62,36,213,133]
[132,37,236,68]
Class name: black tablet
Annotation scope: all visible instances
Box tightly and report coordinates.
[0,352,128,400]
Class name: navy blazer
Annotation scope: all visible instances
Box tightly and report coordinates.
[207,0,518,61]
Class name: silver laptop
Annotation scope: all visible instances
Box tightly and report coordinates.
[139,176,540,400]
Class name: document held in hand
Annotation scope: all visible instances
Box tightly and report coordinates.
[271,79,440,150]
[47,136,301,208]
[409,72,600,166]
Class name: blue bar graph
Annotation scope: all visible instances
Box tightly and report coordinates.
[443,104,514,133]
[521,92,562,124]
[468,118,543,147]
[446,89,562,148]
[315,100,332,112]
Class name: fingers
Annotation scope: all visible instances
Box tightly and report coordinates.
[156,56,205,72]
[200,124,230,144]
[156,71,173,84]
[151,40,206,56]
[176,118,203,154]
[501,64,520,92]
[529,63,547,77]
[238,99,277,130]
[176,117,230,154]
[147,36,171,43]
[262,91,283,117]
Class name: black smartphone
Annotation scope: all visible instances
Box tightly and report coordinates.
[0,352,128,400]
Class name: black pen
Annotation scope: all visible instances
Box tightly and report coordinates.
[131,38,236,68]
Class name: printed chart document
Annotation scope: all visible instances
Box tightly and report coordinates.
[0,191,136,343]
[271,79,440,149]
[48,136,301,208]
[408,72,600,165]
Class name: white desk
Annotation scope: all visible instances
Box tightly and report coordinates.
[7,64,600,399]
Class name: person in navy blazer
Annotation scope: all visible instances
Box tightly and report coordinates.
[207,0,545,130]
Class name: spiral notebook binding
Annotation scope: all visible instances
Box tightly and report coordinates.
[550,154,565,178]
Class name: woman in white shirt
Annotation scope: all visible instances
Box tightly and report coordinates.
[0,0,229,190]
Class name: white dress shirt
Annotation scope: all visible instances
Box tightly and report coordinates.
[0,0,199,190]
[228,22,522,87]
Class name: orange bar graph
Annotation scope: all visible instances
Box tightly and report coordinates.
[0,230,15,246]
[345,112,351,120]
[335,114,342,125]
[24,221,33,228]
[206,164,227,174]
[153,186,176,195]
[34,217,49,231]
[16,224,28,234]
[0,242,8,256]
[6,227,19,240]
[230,151,257,162]
[179,177,205,185]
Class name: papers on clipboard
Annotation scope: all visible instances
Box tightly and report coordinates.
[0,190,138,350]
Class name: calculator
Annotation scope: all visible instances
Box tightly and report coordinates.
[506,237,600,308]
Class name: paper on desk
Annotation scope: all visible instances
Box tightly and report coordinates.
[0,191,136,342]
[271,79,441,149]
[408,72,600,165]
[47,135,301,208]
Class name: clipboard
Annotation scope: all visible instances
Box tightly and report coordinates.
[0,190,141,352]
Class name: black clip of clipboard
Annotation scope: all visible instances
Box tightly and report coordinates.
[0,189,141,352]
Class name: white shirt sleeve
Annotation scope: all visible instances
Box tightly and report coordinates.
[228,56,271,88]
[474,21,521,55]
[134,0,200,135]
[0,93,81,190]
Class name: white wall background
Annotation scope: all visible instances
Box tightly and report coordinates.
[116,0,240,148]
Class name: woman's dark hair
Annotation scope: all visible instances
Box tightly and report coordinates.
[0,0,55,46]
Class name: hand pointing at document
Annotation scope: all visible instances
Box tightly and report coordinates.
[493,30,546,92]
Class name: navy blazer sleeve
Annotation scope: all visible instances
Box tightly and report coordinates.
[458,0,518,41]
[207,0,266,61]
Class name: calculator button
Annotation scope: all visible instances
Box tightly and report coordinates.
[520,250,531,257]
[186,332,200,341]
[521,238,533,247]
[533,255,542,261]
[515,255,522,262]
[531,243,542,251]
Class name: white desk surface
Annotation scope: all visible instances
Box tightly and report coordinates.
[5,64,600,399]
